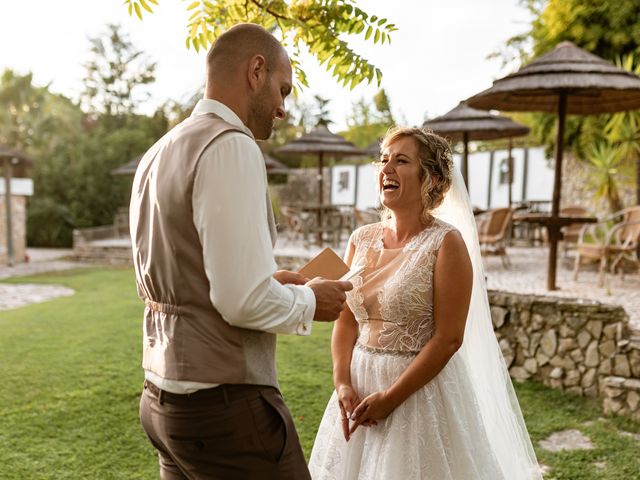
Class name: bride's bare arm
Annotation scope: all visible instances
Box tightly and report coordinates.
[349,230,472,432]
[331,240,361,440]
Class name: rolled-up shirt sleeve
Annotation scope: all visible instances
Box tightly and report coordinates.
[192,133,314,335]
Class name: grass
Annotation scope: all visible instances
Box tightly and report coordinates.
[1,267,639,479]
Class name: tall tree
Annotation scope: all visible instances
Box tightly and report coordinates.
[605,54,640,204]
[124,0,396,90]
[498,1,640,206]
[82,23,156,120]
[312,95,333,126]
[342,89,394,148]
[0,70,85,246]
[499,0,640,67]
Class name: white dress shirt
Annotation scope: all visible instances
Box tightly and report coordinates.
[145,99,315,394]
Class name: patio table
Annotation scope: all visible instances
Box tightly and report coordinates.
[513,213,597,285]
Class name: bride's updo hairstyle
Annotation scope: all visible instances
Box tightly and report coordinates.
[378,127,454,225]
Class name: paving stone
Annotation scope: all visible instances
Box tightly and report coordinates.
[539,429,594,452]
[0,283,75,311]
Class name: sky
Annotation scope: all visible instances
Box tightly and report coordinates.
[0,1,532,130]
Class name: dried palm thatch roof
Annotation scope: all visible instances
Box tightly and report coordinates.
[423,102,529,141]
[0,144,33,177]
[112,152,290,176]
[467,41,640,114]
[111,155,142,176]
[275,123,366,156]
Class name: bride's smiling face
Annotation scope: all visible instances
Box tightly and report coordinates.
[378,136,424,214]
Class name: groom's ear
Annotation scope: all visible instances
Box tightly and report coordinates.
[247,54,267,92]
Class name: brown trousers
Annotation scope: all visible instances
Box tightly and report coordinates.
[139,381,311,480]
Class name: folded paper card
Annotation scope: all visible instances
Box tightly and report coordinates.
[298,248,350,280]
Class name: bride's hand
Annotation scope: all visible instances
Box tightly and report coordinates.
[336,384,359,441]
[348,390,395,435]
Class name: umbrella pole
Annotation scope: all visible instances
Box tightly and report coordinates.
[508,137,513,208]
[317,152,324,245]
[636,156,640,205]
[462,132,469,190]
[547,92,567,290]
[4,157,14,266]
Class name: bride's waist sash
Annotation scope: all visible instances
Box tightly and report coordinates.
[355,342,419,358]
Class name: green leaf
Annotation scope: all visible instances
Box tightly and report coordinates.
[374,29,380,44]
[139,0,153,13]
[148,0,158,4]
[187,1,200,11]
[134,2,142,20]
[370,15,378,23]
[367,67,375,82]
[185,36,191,49]
[365,26,373,41]
[378,18,387,26]
[127,2,133,15]
[190,21,199,38]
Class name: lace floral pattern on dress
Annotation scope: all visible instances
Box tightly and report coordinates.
[347,221,454,354]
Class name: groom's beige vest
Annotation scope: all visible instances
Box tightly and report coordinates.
[130,113,279,388]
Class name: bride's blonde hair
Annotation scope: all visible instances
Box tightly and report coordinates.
[377,127,453,225]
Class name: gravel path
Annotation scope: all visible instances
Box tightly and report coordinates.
[484,246,640,333]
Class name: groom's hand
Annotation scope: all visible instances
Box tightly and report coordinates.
[307,278,353,321]
[273,270,308,285]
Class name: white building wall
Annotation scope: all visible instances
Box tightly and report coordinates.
[330,146,554,211]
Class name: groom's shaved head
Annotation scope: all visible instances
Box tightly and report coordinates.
[206,23,286,81]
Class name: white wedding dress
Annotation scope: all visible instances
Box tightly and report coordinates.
[308,221,507,480]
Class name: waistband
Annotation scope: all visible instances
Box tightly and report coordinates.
[143,380,274,406]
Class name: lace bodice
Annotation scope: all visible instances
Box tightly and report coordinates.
[345,220,455,354]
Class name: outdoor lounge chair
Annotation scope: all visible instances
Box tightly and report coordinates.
[573,206,640,286]
[476,207,513,267]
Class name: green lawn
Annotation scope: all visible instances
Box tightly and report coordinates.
[1,267,639,479]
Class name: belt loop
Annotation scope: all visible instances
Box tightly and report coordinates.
[158,389,165,405]
[222,385,229,406]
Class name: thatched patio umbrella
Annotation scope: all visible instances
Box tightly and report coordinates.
[112,155,142,176]
[1,145,33,266]
[262,152,291,175]
[112,151,290,176]
[467,41,640,290]
[423,102,529,202]
[365,139,381,157]
[275,123,366,205]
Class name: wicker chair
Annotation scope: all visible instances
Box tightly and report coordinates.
[476,207,514,267]
[560,205,589,256]
[280,205,314,245]
[573,206,640,286]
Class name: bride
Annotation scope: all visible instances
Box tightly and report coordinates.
[308,127,541,479]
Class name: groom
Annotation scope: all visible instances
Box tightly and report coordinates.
[131,23,352,479]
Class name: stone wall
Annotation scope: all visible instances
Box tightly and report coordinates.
[489,290,640,421]
[73,226,132,265]
[0,195,27,264]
